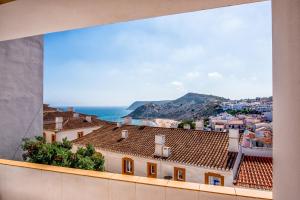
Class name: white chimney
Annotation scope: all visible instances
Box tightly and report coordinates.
[85,116,92,123]
[163,146,171,157]
[228,129,239,152]
[154,134,165,156]
[195,120,204,130]
[124,116,132,125]
[183,124,191,130]
[121,130,128,139]
[55,117,63,130]
[117,122,122,127]
[73,113,79,118]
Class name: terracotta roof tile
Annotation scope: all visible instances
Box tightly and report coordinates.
[235,156,272,190]
[43,104,58,112]
[43,111,74,121]
[43,117,105,131]
[43,110,108,131]
[73,124,237,170]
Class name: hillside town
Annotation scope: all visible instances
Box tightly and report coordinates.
[43,101,273,191]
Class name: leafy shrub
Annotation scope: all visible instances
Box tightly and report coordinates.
[22,136,104,171]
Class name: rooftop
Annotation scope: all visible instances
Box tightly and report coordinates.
[44,117,105,131]
[73,123,237,170]
[235,156,272,190]
[43,104,58,113]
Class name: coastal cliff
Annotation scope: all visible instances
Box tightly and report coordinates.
[127,93,227,120]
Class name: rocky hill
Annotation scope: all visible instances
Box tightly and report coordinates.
[127,93,227,120]
[127,100,171,110]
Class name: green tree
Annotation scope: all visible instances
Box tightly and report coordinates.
[21,136,105,171]
[178,120,196,129]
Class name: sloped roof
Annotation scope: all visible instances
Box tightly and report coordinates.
[43,117,105,131]
[43,104,58,113]
[235,156,272,190]
[73,124,237,170]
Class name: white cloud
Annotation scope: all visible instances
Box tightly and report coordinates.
[220,16,244,33]
[171,81,185,91]
[170,45,205,63]
[45,1,272,105]
[208,72,223,79]
[185,71,200,80]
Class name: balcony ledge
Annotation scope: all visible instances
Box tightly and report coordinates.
[0,158,272,199]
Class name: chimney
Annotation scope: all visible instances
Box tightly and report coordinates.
[228,129,239,152]
[67,107,74,112]
[183,124,191,130]
[73,113,79,118]
[124,116,132,125]
[163,146,171,158]
[85,116,92,123]
[121,130,128,139]
[154,134,165,157]
[55,117,63,130]
[117,122,122,127]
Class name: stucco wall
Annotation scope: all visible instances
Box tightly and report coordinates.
[0,0,265,42]
[44,126,100,143]
[242,147,272,157]
[81,147,234,186]
[0,159,272,200]
[0,36,43,160]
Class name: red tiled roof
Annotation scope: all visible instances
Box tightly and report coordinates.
[43,111,74,121]
[43,117,105,131]
[235,156,272,190]
[43,104,58,112]
[73,124,237,170]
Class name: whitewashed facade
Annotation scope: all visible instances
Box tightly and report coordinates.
[72,144,236,187]
[44,126,100,143]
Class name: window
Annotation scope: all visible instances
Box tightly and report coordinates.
[174,167,185,181]
[51,134,56,143]
[205,172,224,186]
[77,131,84,138]
[122,157,134,175]
[147,162,157,178]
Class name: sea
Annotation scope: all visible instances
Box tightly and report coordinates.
[59,106,142,125]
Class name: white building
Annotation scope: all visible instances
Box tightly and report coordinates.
[73,124,241,187]
[43,113,105,143]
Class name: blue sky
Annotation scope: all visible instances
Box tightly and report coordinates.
[44,1,272,107]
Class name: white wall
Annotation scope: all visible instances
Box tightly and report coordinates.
[0,36,43,160]
[44,130,54,143]
[0,159,271,200]
[56,126,100,142]
[232,147,243,179]
[0,0,265,41]
[273,1,300,199]
[44,127,100,143]
[242,147,272,157]
[81,147,234,186]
